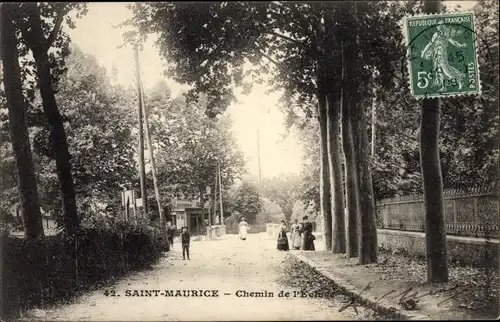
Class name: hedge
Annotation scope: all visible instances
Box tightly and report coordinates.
[0,223,169,319]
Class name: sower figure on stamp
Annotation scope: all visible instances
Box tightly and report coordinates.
[300,216,315,251]
[180,226,190,260]
[421,21,467,91]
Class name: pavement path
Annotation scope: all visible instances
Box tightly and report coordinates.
[23,233,377,321]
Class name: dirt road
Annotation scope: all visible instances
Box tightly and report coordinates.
[23,233,379,321]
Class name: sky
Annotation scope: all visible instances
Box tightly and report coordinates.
[65,2,304,180]
[64,1,476,180]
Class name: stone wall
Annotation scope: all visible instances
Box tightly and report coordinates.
[377,229,499,267]
[206,225,226,239]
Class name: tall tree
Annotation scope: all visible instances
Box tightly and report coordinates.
[322,6,346,254]
[17,3,87,233]
[0,3,44,239]
[26,46,138,224]
[341,70,359,258]
[59,47,137,220]
[317,101,333,250]
[145,84,246,215]
[420,0,448,283]
[229,180,262,224]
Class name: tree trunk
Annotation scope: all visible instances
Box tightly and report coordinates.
[317,96,332,250]
[421,0,448,285]
[0,3,44,239]
[326,92,346,254]
[341,91,358,258]
[22,5,80,233]
[350,97,378,264]
[320,8,346,254]
[421,98,448,283]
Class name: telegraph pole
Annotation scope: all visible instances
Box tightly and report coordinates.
[218,160,223,223]
[371,87,377,157]
[257,130,262,183]
[134,45,148,217]
[139,78,165,232]
[213,166,218,225]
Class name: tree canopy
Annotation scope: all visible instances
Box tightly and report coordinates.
[145,83,246,201]
[259,173,301,222]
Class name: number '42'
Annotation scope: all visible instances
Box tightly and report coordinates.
[104,290,117,296]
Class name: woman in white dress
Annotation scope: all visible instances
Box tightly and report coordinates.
[290,219,302,250]
[239,217,250,240]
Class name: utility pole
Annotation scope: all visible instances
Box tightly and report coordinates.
[213,165,218,225]
[257,130,262,183]
[139,78,165,232]
[421,0,448,284]
[218,160,224,224]
[371,86,376,157]
[134,45,148,217]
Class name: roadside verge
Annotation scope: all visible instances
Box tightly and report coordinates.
[290,251,485,320]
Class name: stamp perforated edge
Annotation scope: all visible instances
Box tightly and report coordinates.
[401,11,482,100]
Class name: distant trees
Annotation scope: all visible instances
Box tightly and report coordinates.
[227,180,262,224]
[257,198,285,225]
[259,174,301,222]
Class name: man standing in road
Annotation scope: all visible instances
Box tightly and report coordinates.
[180,226,191,260]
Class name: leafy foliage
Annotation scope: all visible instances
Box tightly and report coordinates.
[13,3,89,101]
[295,120,321,212]
[145,82,246,202]
[256,197,285,225]
[1,222,167,319]
[259,173,302,222]
[15,45,138,225]
[370,0,499,198]
[227,180,262,224]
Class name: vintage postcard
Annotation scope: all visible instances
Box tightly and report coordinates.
[0,1,498,321]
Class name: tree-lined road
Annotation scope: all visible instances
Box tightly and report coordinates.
[24,234,376,321]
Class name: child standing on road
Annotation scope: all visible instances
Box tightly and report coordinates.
[180,226,191,260]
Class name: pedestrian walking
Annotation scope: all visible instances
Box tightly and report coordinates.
[239,217,250,240]
[180,226,191,260]
[277,220,290,251]
[300,216,315,251]
[290,219,302,250]
[166,221,175,249]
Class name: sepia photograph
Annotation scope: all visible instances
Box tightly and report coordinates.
[0,0,498,321]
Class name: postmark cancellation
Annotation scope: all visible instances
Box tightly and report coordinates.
[403,12,481,99]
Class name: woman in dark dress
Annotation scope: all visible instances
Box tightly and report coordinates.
[277,220,290,251]
[300,216,315,251]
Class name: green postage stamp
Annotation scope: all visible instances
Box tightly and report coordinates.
[403,12,481,99]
